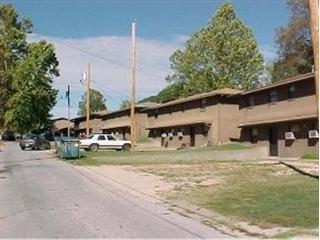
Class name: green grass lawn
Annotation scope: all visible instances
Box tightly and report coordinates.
[200,175,318,228]
[161,163,319,229]
[301,152,319,160]
[69,143,250,166]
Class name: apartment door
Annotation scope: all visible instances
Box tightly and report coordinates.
[189,126,195,147]
[269,127,278,156]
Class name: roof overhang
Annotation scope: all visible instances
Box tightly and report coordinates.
[51,117,68,121]
[147,120,211,129]
[239,114,318,128]
[144,88,242,110]
[241,73,314,96]
[101,124,130,130]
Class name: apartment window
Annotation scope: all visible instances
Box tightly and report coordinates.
[247,95,254,107]
[180,103,185,112]
[151,129,157,138]
[288,85,296,99]
[201,98,207,111]
[154,109,159,118]
[269,90,277,103]
[250,128,258,143]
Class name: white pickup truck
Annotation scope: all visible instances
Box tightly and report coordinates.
[79,133,131,151]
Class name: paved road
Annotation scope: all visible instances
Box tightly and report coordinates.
[0,142,228,238]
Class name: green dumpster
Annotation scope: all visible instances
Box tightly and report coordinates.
[54,137,62,154]
[60,137,80,159]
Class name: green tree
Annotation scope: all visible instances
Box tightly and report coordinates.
[271,0,313,81]
[78,88,107,116]
[138,83,183,104]
[5,41,59,134]
[166,2,264,98]
[0,4,32,128]
[156,83,183,103]
[1,4,59,134]
[119,99,130,110]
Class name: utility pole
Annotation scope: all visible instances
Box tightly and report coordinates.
[66,85,70,138]
[86,63,91,137]
[309,0,319,116]
[130,21,137,151]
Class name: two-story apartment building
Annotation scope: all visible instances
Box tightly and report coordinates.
[146,88,241,148]
[72,113,103,137]
[239,73,318,158]
[100,105,149,140]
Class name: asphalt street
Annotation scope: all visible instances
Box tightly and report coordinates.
[0,142,229,238]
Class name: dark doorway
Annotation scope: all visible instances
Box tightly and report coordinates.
[190,126,195,147]
[269,127,278,156]
[122,128,126,140]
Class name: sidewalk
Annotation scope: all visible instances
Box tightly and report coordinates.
[275,158,319,177]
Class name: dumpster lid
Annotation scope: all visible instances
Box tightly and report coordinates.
[61,137,79,142]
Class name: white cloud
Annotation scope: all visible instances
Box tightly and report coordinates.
[28,33,179,118]
[27,33,276,119]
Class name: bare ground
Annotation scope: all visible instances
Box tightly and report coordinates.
[75,161,318,238]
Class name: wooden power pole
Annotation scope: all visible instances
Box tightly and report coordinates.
[66,85,70,138]
[86,63,91,137]
[309,0,319,116]
[130,21,137,151]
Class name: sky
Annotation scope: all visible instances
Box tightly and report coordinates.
[2,0,290,119]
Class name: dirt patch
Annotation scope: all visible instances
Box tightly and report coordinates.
[77,165,173,203]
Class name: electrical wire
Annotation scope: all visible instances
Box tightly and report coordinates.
[52,38,164,79]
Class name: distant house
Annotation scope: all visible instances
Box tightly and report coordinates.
[72,113,103,137]
[145,88,242,148]
[239,73,318,158]
[51,117,69,136]
[99,103,156,140]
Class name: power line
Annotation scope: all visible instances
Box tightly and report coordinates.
[52,38,164,79]
[91,79,130,99]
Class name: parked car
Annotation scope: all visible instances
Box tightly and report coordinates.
[1,131,16,141]
[20,133,51,150]
[79,133,131,151]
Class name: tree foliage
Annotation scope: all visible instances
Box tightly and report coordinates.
[0,4,32,128]
[166,2,264,99]
[119,99,130,110]
[271,0,313,81]
[5,41,59,134]
[0,4,59,133]
[78,88,107,116]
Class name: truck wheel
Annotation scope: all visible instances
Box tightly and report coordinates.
[122,144,131,151]
[89,144,99,151]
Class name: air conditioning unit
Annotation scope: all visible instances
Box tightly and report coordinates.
[161,133,167,138]
[285,132,295,140]
[308,130,319,138]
